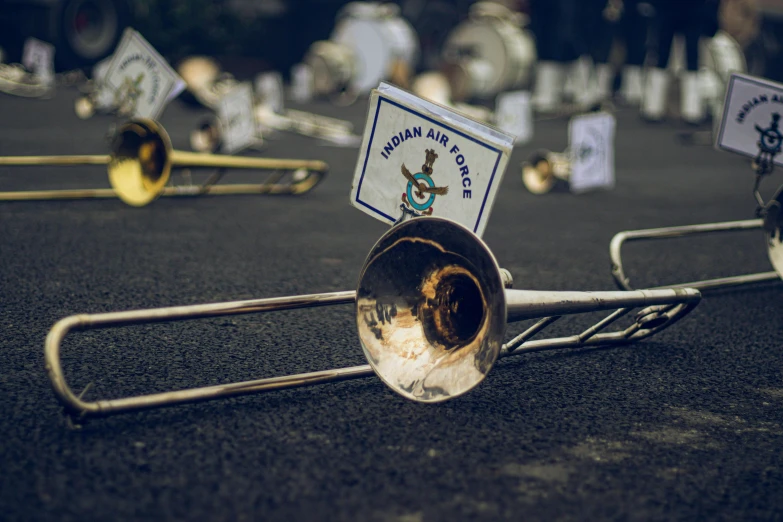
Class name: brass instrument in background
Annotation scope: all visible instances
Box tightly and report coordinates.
[45,217,700,424]
[189,105,359,153]
[610,181,783,293]
[521,149,571,194]
[0,118,328,207]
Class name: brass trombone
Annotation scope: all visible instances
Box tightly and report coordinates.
[521,149,570,194]
[0,118,328,207]
[45,217,701,424]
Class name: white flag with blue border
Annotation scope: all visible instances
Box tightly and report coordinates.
[349,83,514,237]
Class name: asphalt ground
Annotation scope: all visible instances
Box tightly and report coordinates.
[1,89,782,522]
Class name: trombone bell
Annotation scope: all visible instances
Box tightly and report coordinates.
[108,119,173,206]
[521,150,570,195]
[356,217,508,402]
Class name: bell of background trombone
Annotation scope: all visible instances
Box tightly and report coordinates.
[108,119,173,206]
[521,149,571,195]
[356,217,507,402]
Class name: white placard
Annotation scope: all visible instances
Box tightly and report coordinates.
[90,55,116,109]
[22,38,55,87]
[101,28,186,119]
[255,71,285,113]
[350,82,515,237]
[291,63,313,103]
[716,73,783,165]
[92,55,113,83]
[494,90,533,144]
[218,82,260,154]
[568,111,616,193]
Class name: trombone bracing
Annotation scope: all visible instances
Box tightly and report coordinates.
[45,217,701,424]
[0,119,328,206]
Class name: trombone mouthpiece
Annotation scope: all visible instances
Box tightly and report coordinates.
[355,217,507,403]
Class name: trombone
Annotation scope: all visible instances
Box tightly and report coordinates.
[190,106,358,153]
[0,118,328,207]
[45,217,701,424]
[610,176,783,292]
[521,149,570,194]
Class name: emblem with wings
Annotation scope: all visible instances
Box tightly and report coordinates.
[401,149,448,215]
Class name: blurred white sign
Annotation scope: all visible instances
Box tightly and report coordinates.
[494,90,532,144]
[255,71,284,114]
[350,82,515,237]
[716,73,783,166]
[218,82,260,154]
[22,38,55,87]
[568,111,616,193]
[101,29,186,119]
[290,63,313,103]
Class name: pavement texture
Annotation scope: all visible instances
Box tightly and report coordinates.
[1,89,782,522]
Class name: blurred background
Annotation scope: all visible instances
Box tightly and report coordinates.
[0,0,780,81]
[1,0,783,137]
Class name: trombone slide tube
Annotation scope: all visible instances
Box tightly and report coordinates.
[505,288,702,322]
[0,155,111,166]
[45,291,356,418]
[169,151,328,172]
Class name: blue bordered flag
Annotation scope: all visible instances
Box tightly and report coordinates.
[350,83,515,237]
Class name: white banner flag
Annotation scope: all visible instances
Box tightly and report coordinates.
[350,83,515,237]
[568,111,616,193]
[716,73,783,166]
[101,29,186,119]
[218,82,260,154]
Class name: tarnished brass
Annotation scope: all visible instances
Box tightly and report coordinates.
[45,217,700,424]
[0,118,328,206]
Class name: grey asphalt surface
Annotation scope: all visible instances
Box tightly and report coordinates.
[1,89,782,522]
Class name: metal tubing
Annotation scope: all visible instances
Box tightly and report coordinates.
[45,291,356,418]
[609,219,781,291]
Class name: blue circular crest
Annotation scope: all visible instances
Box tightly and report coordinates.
[406,172,436,211]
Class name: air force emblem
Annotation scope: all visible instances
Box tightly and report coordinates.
[400,149,449,216]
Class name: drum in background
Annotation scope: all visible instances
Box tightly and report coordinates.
[330,2,420,94]
[442,1,536,101]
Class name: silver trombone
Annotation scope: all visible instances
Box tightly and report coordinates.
[46,217,701,424]
[610,166,783,292]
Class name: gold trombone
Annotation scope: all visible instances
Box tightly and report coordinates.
[45,217,701,424]
[0,118,328,207]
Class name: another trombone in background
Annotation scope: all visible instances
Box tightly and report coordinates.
[0,118,328,206]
